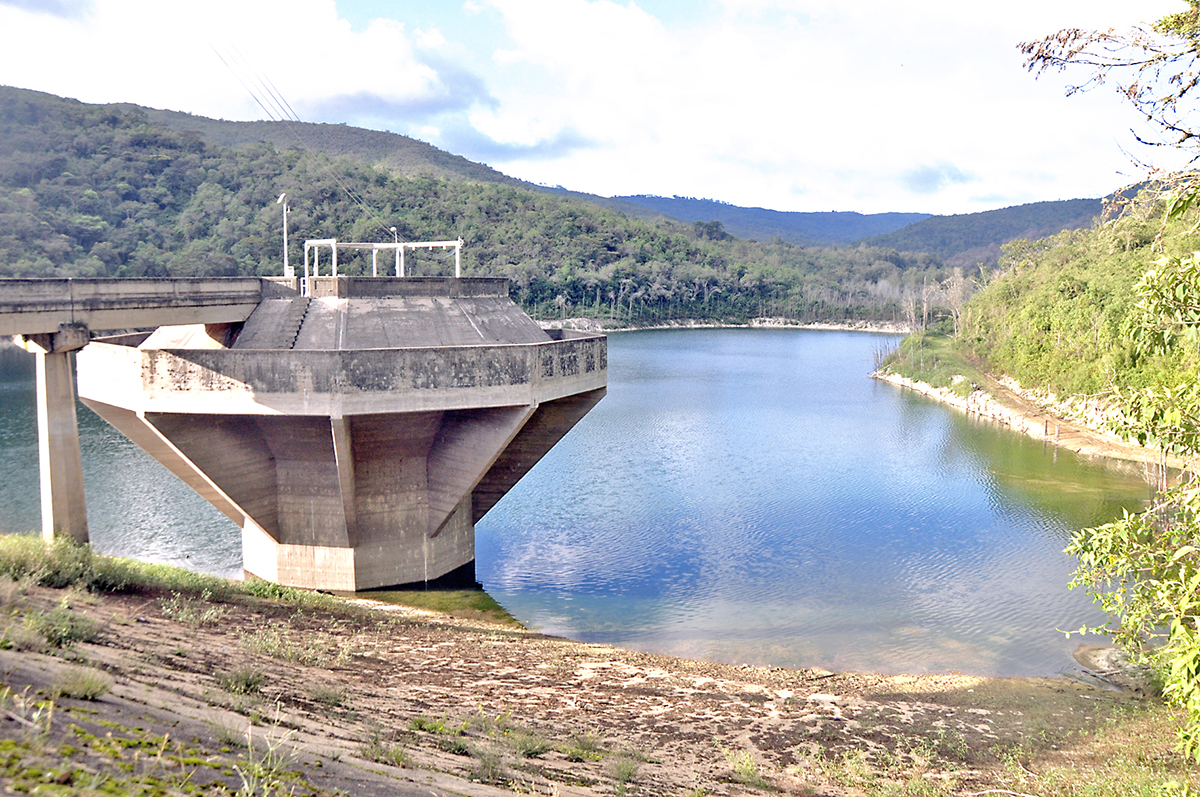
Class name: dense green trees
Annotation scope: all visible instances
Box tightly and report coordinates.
[0,85,961,326]
[956,205,1175,397]
[859,199,1102,270]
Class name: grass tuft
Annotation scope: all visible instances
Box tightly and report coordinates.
[359,730,409,767]
[610,755,639,784]
[241,627,351,668]
[23,604,99,648]
[471,745,507,782]
[409,714,465,736]
[505,728,551,758]
[158,591,228,626]
[724,748,769,788]
[307,685,347,707]
[563,730,606,762]
[216,667,266,696]
[52,666,112,700]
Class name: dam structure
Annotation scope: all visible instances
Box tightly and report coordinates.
[6,276,605,592]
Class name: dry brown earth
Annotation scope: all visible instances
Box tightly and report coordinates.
[0,581,1172,796]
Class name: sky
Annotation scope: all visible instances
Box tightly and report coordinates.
[0,0,1190,215]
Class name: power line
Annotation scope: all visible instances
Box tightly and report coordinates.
[210,40,397,241]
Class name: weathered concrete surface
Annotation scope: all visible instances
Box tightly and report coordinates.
[34,349,88,543]
[0,278,267,336]
[0,277,278,545]
[76,277,606,591]
[78,336,606,416]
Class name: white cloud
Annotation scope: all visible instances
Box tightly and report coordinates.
[0,0,449,123]
[471,0,1188,212]
[0,0,1191,213]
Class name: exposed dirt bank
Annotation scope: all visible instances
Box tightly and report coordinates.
[0,581,1187,796]
[873,370,1185,472]
[539,317,911,334]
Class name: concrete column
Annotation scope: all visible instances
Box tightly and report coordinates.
[21,324,91,543]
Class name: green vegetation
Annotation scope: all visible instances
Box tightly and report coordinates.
[365,587,519,626]
[882,0,1200,763]
[957,208,1181,398]
[881,328,985,393]
[562,731,606,762]
[881,193,1200,762]
[215,667,266,695]
[860,198,1102,268]
[21,604,98,649]
[360,730,411,767]
[51,667,112,701]
[881,200,1199,399]
[2,85,962,326]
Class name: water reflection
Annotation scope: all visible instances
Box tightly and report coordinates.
[0,331,1151,677]
[0,346,240,576]
[476,329,1150,677]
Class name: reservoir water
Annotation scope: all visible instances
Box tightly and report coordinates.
[0,329,1151,676]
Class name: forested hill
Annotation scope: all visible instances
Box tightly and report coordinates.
[0,85,960,326]
[612,195,931,246]
[139,107,668,224]
[859,198,1102,270]
[892,201,1199,400]
[131,104,1103,261]
[135,107,524,187]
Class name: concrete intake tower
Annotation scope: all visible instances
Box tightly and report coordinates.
[73,277,607,592]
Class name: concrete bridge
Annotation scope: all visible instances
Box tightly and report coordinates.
[0,276,606,590]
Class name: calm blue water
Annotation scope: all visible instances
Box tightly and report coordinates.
[474,329,1150,676]
[0,348,242,576]
[0,331,1151,676]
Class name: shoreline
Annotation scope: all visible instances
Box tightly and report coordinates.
[539,316,911,334]
[0,575,1171,796]
[873,370,1184,471]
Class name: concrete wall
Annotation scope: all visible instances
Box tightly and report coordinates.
[65,279,607,591]
[76,336,607,416]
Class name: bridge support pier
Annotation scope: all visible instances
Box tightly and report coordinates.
[20,324,91,544]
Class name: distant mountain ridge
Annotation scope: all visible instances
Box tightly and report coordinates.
[612,195,932,246]
[136,104,1104,262]
[858,198,1103,269]
[137,109,669,223]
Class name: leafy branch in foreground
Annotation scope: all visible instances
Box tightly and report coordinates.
[1020,2,1200,159]
[1021,2,1200,759]
[1069,246,1200,759]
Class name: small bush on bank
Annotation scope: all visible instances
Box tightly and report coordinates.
[216,667,265,695]
[53,666,113,700]
[24,604,98,648]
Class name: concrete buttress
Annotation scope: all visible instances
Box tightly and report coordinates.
[74,277,606,591]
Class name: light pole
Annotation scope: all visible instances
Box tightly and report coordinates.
[391,227,400,277]
[277,193,291,277]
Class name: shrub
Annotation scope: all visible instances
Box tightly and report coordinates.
[216,668,266,695]
[53,667,112,700]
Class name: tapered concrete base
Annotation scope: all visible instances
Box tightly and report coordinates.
[74,278,607,592]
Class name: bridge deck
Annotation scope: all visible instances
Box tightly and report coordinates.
[0,278,269,336]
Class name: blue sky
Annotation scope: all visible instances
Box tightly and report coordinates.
[0,0,1189,214]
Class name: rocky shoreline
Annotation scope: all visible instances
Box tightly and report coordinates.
[538,317,911,334]
[873,370,1184,471]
